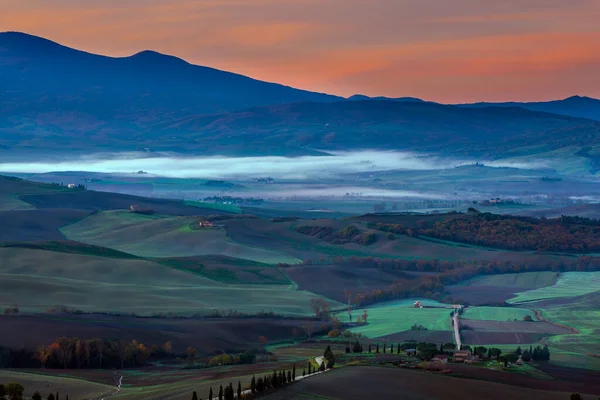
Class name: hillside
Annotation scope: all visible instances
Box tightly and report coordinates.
[459,96,600,121]
[1,32,600,160]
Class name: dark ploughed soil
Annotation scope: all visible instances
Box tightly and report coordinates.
[0,314,309,354]
[19,191,227,216]
[285,264,415,303]
[461,331,545,345]
[449,363,600,396]
[446,285,519,305]
[461,319,572,334]
[263,366,597,399]
[0,209,91,242]
[378,330,454,344]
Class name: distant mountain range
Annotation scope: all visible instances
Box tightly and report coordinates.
[457,96,600,121]
[1,31,600,170]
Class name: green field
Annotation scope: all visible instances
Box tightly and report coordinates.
[0,370,113,399]
[0,175,77,210]
[340,299,453,338]
[508,272,600,303]
[61,210,300,264]
[463,306,536,321]
[0,247,339,316]
[455,271,559,290]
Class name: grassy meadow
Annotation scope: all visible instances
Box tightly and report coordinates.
[463,306,536,322]
[0,370,113,399]
[508,272,600,303]
[0,246,338,316]
[339,299,453,338]
[61,210,300,264]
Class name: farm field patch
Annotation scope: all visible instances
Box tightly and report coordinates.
[0,246,337,316]
[340,299,453,338]
[0,370,113,399]
[61,210,299,264]
[463,306,536,321]
[508,272,600,303]
[262,366,580,400]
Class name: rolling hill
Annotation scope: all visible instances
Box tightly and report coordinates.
[1,32,600,161]
[459,96,600,121]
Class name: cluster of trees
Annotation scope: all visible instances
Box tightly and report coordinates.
[420,212,600,253]
[0,384,67,400]
[294,225,378,246]
[519,345,551,362]
[207,351,257,367]
[0,338,179,369]
[192,381,243,400]
[2,306,18,315]
[194,362,319,400]
[410,324,427,331]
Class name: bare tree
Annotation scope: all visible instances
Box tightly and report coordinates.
[302,323,315,338]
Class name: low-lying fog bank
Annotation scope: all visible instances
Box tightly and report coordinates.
[0,150,548,179]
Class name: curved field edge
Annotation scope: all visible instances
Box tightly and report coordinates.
[59,210,301,264]
[0,370,114,399]
[507,272,600,303]
[0,246,341,316]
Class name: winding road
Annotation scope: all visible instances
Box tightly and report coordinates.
[453,312,462,350]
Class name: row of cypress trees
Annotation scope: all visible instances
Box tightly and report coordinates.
[192,345,337,399]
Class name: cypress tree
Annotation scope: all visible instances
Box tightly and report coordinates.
[192,391,199,400]
[368,344,372,353]
[218,385,223,400]
[265,374,271,389]
[47,395,55,400]
[251,376,256,393]
[227,383,234,400]
[383,344,386,353]
[256,377,264,392]
[376,343,380,353]
[390,343,394,354]
[440,343,444,354]
[237,382,241,399]
[308,362,312,374]
[302,368,306,377]
[208,387,213,400]
[56,393,59,400]
[32,392,42,400]
[287,370,292,383]
[293,364,296,381]
[397,344,400,354]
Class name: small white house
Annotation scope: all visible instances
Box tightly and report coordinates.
[67,184,76,188]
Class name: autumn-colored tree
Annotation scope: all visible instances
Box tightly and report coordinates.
[162,341,173,355]
[187,347,197,364]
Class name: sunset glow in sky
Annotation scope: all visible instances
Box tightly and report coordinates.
[2,0,600,102]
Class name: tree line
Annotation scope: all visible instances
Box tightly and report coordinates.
[280,255,599,307]
[192,346,337,400]
[0,338,179,369]
[0,384,67,400]
[417,212,600,253]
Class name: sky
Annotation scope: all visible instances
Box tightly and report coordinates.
[2,0,600,102]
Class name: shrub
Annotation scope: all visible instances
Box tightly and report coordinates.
[327,329,340,338]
